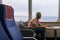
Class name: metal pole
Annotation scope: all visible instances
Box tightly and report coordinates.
[28,0,32,21]
[58,0,60,22]
[0,0,2,4]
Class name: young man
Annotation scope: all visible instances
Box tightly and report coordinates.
[28,12,49,40]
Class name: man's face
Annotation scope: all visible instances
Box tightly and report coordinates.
[37,15,41,19]
[36,12,41,19]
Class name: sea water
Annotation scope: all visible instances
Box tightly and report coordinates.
[14,16,58,22]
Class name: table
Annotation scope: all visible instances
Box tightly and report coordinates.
[46,26,60,40]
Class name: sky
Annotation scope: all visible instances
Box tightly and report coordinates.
[3,0,58,17]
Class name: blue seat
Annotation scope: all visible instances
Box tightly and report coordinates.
[0,4,23,40]
[0,22,9,40]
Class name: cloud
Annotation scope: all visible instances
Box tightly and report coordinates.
[32,0,58,16]
[14,11,28,16]
[32,0,58,6]
[3,0,28,5]
[3,0,58,16]
[3,0,28,11]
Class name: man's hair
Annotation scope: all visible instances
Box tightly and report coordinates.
[36,12,41,16]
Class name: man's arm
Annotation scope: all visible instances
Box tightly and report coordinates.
[32,21,45,28]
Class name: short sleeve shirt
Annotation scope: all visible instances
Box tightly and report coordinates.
[28,18,41,27]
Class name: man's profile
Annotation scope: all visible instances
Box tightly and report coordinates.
[28,12,46,28]
[28,12,49,40]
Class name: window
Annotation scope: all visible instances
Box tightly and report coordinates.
[3,0,59,22]
[3,0,28,22]
[32,0,58,22]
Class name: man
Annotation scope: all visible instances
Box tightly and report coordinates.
[28,12,49,40]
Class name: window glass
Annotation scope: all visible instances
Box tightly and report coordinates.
[3,0,28,22]
[32,0,58,22]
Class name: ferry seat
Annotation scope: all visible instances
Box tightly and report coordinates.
[0,21,9,40]
[18,21,37,40]
[0,4,23,40]
[21,29,37,40]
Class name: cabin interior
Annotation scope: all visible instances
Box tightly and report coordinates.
[0,0,60,40]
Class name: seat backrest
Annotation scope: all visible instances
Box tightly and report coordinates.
[21,29,34,37]
[0,22,9,40]
[21,29,37,40]
[0,4,23,40]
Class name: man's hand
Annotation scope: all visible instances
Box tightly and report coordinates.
[40,24,51,28]
[47,24,51,27]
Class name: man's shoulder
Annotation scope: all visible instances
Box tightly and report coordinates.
[31,18,36,21]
